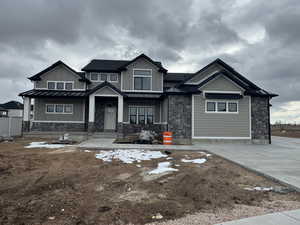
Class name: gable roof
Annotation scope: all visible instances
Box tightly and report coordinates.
[28,60,90,83]
[0,101,23,109]
[87,81,125,96]
[177,58,277,97]
[82,54,167,73]
[165,73,194,82]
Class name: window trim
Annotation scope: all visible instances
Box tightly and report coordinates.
[45,104,74,114]
[128,105,154,124]
[47,81,74,90]
[205,100,239,114]
[133,69,152,91]
[89,72,119,82]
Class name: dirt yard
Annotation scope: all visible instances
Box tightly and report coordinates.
[1,138,300,225]
[272,128,300,138]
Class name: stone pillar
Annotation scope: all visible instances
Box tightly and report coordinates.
[88,95,95,132]
[118,95,123,123]
[22,97,31,132]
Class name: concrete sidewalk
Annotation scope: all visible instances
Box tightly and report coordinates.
[78,138,202,151]
[216,209,300,225]
[199,136,300,191]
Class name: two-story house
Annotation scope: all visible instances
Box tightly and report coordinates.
[20,54,277,144]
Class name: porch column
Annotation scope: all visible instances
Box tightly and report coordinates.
[118,95,123,123]
[23,97,31,132]
[88,95,95,132]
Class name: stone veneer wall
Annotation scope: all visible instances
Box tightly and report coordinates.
[167,95,192,143]
[117,122,167,138]
[251,96,270,143]
[31,122,85,132]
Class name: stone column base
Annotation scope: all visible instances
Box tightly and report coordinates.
[117,122,124,138]
[88,122,96,133]
[22,121,30,132]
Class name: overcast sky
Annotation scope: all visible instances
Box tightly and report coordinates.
[0,0,299,123]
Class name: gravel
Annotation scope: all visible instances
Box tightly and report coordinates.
[146,201,300,225]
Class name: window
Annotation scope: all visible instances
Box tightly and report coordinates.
[100,73,108,81]
[91,73,98,81]
[217,102,227,112]
[228,102,238,112]
[55,104,64,113]
[47,81,74,90]
[129,106,154,124]
[207,102,216,112]
[48,82,55,90]
[46,104,55,113]
[110,73,118,82]
[64,104,73,114]
[133,69,152,90]
[65,82,73,90]
[206,101,238,113]
[46,104,73,114]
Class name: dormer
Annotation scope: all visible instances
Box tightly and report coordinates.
[28,61,90,91]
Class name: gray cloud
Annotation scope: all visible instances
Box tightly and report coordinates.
[0,0,299,122]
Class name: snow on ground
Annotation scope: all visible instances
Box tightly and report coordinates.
[244,187,273,191]
[95,149,167,164]
[181,158,207,164]
[25,142,66,149]
[148,162,178,174]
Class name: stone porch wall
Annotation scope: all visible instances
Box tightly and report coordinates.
[117,122,167,138]
[251,96,270,144]
[31,122,85,132]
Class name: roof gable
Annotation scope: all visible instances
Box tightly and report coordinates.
[88,81,124,96]
[0,101,23,109]
[28,61,90,83]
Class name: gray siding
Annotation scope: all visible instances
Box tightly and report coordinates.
[34,98,85,122]
[123,99,161,123]
[199,75,243,92]
[121,58,163,92]
[35,65,85,90]
[193,95,250,138]
[186,64,221,84]
[87,73,121,89]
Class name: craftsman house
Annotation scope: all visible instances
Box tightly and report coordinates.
[20,54,277,144]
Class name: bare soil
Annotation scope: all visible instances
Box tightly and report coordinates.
[0,138,300,225]
[272,128,300,138]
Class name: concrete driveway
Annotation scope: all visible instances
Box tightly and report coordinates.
[198,136,300,191]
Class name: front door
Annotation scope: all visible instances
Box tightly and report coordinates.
[104,104,116,130]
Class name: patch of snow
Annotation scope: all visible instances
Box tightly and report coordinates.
[148,162,178,174]
[84,150,91,153]
[198,151,212,157]
[175,164,180,167]
[166,157,173,160]
[244,187,273,191]
[25,142,66,149]
[136,164,142,168]
[181,158,207,164]
[95,149,167,164]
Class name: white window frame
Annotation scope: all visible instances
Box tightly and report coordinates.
[90,72,99,81]
[205,100,239,114]
[109,73,118,82]
[89,73,119,83]
[47,81,74,90]
[128,105,154,124]
[46,104,74,114]
[133,69,152,91]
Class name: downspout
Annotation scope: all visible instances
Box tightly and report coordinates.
[268,96,271,144]
[167,95,169,131]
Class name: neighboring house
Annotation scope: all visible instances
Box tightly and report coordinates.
[19,54,277,144]
[0,106,8,117]
[0,101,24,117]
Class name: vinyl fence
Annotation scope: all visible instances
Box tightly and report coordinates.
[0,117,22,137]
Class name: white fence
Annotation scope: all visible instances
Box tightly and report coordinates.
[0,117,22,137]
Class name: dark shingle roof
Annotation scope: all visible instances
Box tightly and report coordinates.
[165,73,194,82]
[0,101,23,109]
[19,90,87,98]
[82,54,167,73]
[28,61,90,83]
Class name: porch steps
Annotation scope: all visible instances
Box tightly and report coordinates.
[89,132,117,139]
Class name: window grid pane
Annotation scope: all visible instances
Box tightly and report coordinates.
[228,102,237,112]
[207,102,216,112]
[91,73,98,81]
[217,102,227,112]
[110,74,118,81]
[48,82,55,90]
[46,105,55,112]
[65,83,73,90]
[100,74,108,81]
[64,105,73,113]
[55,105,64,113]
[56,82,64,90]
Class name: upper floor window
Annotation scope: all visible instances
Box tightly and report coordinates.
[133,69,152,91]
[206,101,238,113]
[89,73,118,82]
[47,81,73,90]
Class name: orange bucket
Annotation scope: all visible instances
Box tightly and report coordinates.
[163,131,173,145]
